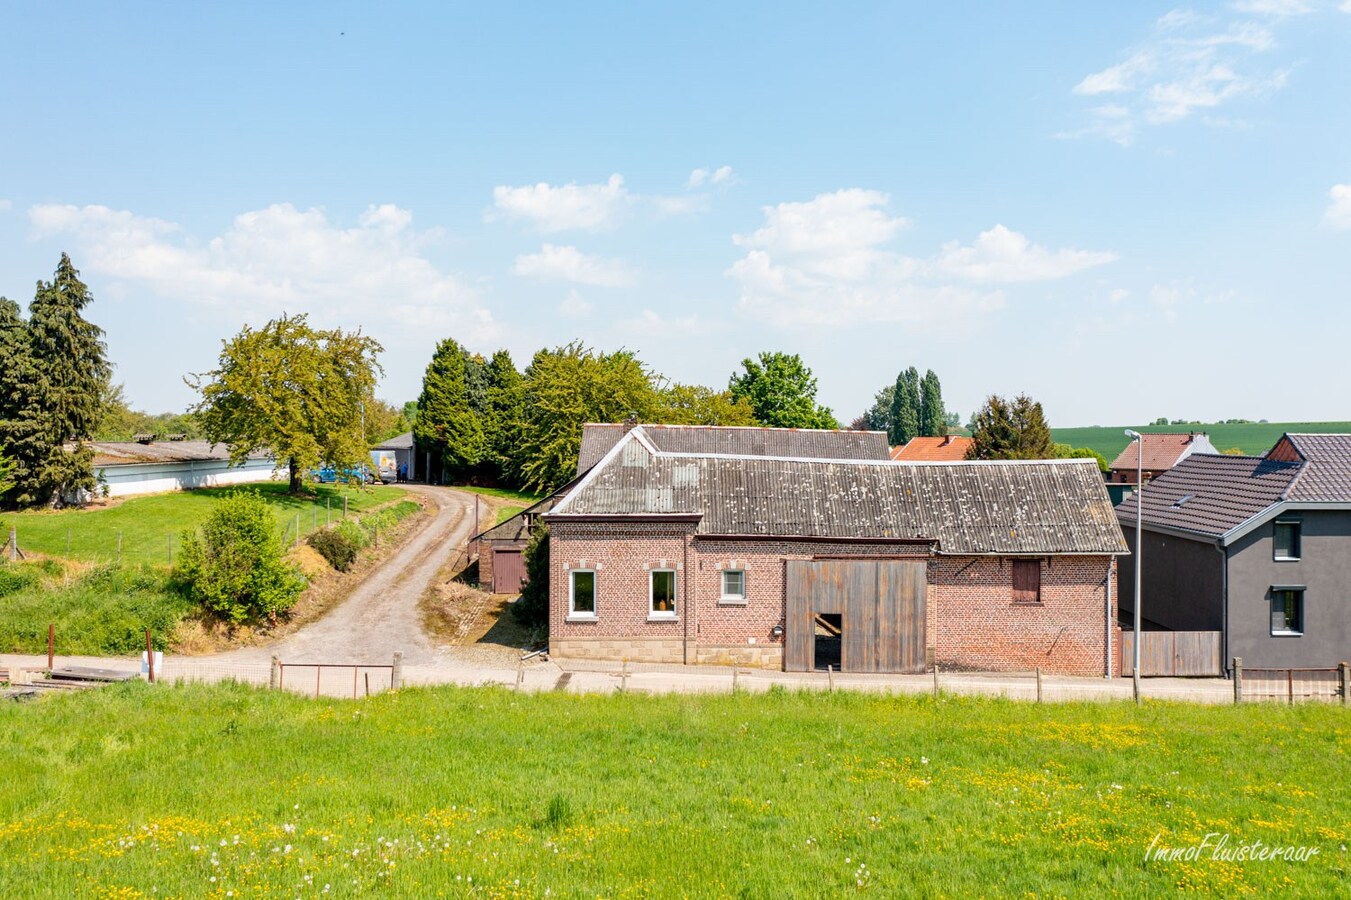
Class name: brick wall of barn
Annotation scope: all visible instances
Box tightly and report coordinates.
[548,520,1118,676]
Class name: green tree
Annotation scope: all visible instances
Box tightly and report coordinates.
[175,491,306,624]
[919,369,947,437]
[0,298,33,499]
[0,256,111,507]
[1053,443,1109,472]
[512,523,550,629]
[655,383,757,426]
[889,367,920,445]
[517,342,658,492]
[483,349,525,482]
[860,384,894,433]
[966,394,1055,460]
[727,351,839,429]
[415,338,485,481]
[95,383,203,441]
[362,398,409,445]
[190,313,383,494]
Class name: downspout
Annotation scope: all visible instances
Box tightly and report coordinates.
[1105,555,1114,679]
[1217,540,1229,676]
[682,530,691,666]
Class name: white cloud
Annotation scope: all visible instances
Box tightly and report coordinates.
[1065,9,1299,141]
[28,202,494,341]
[618,308,708,336]
[687,165,735,189]
[1342,0,1351,12]
[727,190,1112,329]
[559,289,593,318]
[1324,184,1351,229]
[512,243,635,286]
[490,174,629,232]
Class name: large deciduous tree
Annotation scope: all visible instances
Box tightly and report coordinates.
[414,337,485,482]
[727,351,838,429]
[190,313,383,494]
[860,384,894,433]
[889,367,920,446]
[966,393,1054,460]
[655,383,757,426]
[919,369,947,438]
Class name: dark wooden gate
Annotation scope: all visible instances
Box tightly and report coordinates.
[785,560,926,674]
[491,548,526,594]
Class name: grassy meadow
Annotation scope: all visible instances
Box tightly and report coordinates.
[0,682,1345,898]
[1052,421,1351,462]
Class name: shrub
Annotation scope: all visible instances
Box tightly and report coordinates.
[174,491,305,624]
[307,523,364,572]
[512,524,549,628]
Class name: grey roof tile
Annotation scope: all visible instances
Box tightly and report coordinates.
[1115,454,1302,538]
[576,423,890,475]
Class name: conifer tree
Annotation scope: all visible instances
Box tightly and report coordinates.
[919,369,947,437]
[967,393,1054,460]
[414,338,485,481]
[483,349,525,483]
[889,367,921,446]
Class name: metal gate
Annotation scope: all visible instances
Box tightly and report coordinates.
[785,560,927,674]
[492,549,526,594]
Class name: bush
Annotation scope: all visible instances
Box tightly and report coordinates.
[307,526,361,572]
[512,524,549,628]
[174,491,305,624]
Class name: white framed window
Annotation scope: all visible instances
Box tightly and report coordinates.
[650,569,677,618]
[1270,588,1303,636]
[569,569,597,619]
[720,569,747,604]
[1273,520,1301,561]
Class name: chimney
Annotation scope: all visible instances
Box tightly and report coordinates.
[942,435,952,446]
[622,412,639,433]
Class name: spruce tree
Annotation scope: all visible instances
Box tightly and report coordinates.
[483,349,525,484]
[919,369,947,437]
[0,298,31,504]
[967,393,1054,460]
[889,367,921,446]
[414,338,485,481]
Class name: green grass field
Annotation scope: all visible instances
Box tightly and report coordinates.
[0,483,407,568]
[0,682,1345,897]
[1052,421,1351,462]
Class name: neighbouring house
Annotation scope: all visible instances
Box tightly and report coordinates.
[370,431,418,482]
[541,425,1127,676]
[1115,434,1351,672]
[1108,431,1218,485]
[890,435,973,461]
[474,423,893,595]
[90,439,277,497]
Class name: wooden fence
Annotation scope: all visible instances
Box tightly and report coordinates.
[1120,631,1223,677]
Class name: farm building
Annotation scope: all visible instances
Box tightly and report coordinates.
[542,425,1127,676]
[1108,432,1218,485]
[890,435,973,461]
[474,423,892,594]
[91,440,276,497]
[370,431,418,482]
[1116,434,1351,673]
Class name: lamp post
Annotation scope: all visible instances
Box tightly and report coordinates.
[1124,429,1143,701]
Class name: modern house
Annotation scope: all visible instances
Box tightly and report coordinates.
[1108,431,1218,485]
[474,423,893,594]
[91,439,276,497]
[890,435,973,461]
[541,425,1127,675]
[1115,434,1351,671]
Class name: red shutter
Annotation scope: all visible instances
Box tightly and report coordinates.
[1012,559,1041,604]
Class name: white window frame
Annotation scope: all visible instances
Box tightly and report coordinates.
[568,569,597,620]
[1270,588,1304,637]
[720,568,747,605]
[1273,519,1301,562]
[649,568,678,619]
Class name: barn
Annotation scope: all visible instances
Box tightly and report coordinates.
[543,425,1128,676]
[91,439,276,497]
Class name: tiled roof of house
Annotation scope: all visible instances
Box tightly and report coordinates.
[89,441,271,467]
[1108,432,1213,473]
[553,428,1127,555]
[891,436,973,461]
[1278,434,1351,502]
[1115,455,1303,538]
[575,423,890,475]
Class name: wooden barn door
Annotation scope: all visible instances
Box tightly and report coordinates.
[785,559,927,674]
[492,549,526,594]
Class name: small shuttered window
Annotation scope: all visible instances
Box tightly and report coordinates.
[1012,559,1042,605]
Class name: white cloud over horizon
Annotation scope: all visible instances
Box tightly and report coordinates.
[490,172,710,232]
[687,165,735,189]
[512,243,636,286]
[1325,183,1351,228]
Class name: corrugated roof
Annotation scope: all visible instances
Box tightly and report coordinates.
[575,423,890,475]
[554,429,1127,555]
[1279,434,1351,502]
[1108,432,1212,472]
[89,441,272,467]
[891,436,973,461]
[1115,454,1303,538]
[372,431,414,451]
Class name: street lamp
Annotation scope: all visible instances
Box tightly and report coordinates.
[1124,429,1143,701]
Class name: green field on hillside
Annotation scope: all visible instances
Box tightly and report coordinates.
[1052,421,1351,462]
[0,682,1345,897]
[0,483,406,568]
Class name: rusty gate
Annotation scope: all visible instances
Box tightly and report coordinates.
[784,560,927,674]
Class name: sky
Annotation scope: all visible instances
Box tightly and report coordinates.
[1,1,1349,428]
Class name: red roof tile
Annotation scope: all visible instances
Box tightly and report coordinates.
[1108,433,1212,473]
[891,436,972,461]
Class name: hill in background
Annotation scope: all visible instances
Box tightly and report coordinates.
[1051,421,1351,462]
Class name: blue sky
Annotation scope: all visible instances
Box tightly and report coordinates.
[2,1,1349,427]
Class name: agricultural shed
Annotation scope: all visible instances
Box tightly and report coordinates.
[90,440,276,497]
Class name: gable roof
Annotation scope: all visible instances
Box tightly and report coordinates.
[1108,432,1217,473]
[1115,454,1304,539]
[575,423,890,475]
[552,428,1127,555]
[891,436,973,461]
[90,441,271,467]
[1270,433,1351,502]
[372,431,414,451]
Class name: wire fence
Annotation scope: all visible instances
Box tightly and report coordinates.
[1237,665,1347,705]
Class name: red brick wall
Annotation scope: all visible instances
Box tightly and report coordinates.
[548,520,1118,675]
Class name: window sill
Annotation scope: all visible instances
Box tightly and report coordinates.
[1012,601,1044,607]
[1273,557,1301,563]
[566,614,598,623]
[647,615,680,623]
[1270,630,1303,637]
[718,596,748,606]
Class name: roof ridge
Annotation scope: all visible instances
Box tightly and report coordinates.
[582,422,887,436]
[646,449,1095,467]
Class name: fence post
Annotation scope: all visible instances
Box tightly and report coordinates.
[47,623,54,672]
[269,656,281,690]
[732,667,739,692]
[1232,657,1243,705]
[1340,662,1349,707]
[117,531,123,566]
[343,496,348,519]
[1036,666,1043,704]
[827,664,834,693]
[932,663,940,699]
[326,497,331,526]
[515,657,524,692]
[1287,668,1294,706]
[620,658,629,693]
[167,534,172,565]
[392,651,403,690]
[294,514,300,548]
[8,526,16,561]
[145,630,155,683]
[66,527,71,558]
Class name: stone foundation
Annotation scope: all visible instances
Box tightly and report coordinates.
[550,637,685,664]
[694,644,783,669]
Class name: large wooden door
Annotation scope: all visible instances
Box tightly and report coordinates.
[785,560,927,673]
[492,549,526,594]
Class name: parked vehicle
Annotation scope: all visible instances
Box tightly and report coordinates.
[311,465,376,484]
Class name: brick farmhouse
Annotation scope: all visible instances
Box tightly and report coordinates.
[542,425,1128,676]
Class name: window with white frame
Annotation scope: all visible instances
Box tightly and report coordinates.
[1273,520,1301,561]
[1270,588,1303,636]
[650,569,677,617]
[720,569,746,603]
[570,569,596,617]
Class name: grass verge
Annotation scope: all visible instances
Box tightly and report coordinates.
[0,683,1345,897]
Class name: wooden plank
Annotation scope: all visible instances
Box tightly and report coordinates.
[1120,631,1222,677]
[784,561,813,672]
